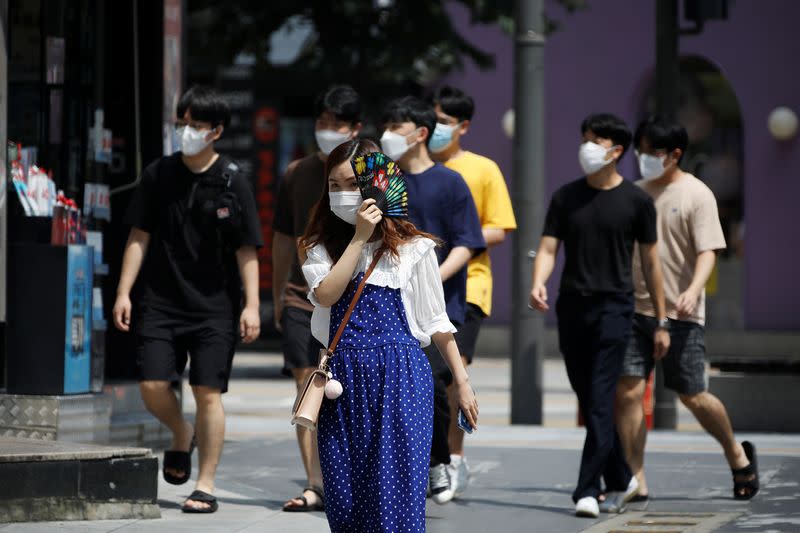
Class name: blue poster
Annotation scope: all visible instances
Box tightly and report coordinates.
[64,245,93,394]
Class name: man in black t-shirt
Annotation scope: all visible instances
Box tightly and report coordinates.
[273,85,362,512]
[529,114,670,518]
[112,86,263,514]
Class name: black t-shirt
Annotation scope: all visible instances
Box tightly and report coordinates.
[125,153,263,318]
[543,177,657,295]
[273,154,326,311]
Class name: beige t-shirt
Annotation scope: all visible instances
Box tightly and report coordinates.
[633,173,726,325]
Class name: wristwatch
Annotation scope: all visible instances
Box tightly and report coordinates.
[656,317,670,331]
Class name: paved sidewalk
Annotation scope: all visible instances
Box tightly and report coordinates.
[3,354,798,532]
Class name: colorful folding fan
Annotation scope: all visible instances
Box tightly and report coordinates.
[351,152,409,218]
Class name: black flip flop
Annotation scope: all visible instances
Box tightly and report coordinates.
[732,440,759,500]
[163,434,197,485]
[283,486,326,512]
[182,489,218,513]
[630,493,650,503]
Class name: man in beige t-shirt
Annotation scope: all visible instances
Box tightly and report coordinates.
[615,116,759,502]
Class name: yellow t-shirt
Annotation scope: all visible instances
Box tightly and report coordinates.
[445,151,517,316]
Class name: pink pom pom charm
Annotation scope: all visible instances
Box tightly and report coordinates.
[325,379,343,399]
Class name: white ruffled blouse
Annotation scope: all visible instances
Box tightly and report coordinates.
[302,237,456,348]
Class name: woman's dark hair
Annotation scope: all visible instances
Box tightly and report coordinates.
[300,139,438,263]
[313,85,363,125]
[176,85,231,128]
[432,85,475,122]
[634,115,689,163]
[382,96,437,148]
[580,113,632,157]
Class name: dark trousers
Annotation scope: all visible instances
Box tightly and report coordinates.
[424,344,453,466]
[556,292,634,502]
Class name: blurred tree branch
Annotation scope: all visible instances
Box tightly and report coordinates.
[187,0,585,90]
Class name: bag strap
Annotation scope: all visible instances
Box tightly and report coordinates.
[327,248,385,355]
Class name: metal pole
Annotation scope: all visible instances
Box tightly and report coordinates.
[510,0,545,425]
[653,0,679,429]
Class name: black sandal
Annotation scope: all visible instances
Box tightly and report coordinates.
[163,434,197,485]
[732,441,759,500]
[282,486,325,512]
[181,489,218,513]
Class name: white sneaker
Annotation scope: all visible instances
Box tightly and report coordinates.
[429,464,454,504]
[575,497,599,518]
[600,476,639,513]
[448,455,470,497]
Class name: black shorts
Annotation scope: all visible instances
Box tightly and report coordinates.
[135,307,237,393]
[453,303,485,364]
[280,306,324,375]
[621,313,707,395]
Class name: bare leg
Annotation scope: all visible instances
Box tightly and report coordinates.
[615,376,649,496]
[184,385,225,510]
[140,380,193,478]
[679,392,748,471]
[284,367,325,509]
[447,356,470,456]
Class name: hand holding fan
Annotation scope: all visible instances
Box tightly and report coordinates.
[351,152,408,218]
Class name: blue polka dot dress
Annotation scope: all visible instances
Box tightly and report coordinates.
[318,272,434,533]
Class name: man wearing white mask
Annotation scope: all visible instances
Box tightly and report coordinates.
[430,86,517,498]
[529,113,669,518]
[381,96,485,504]
[616,115,758,502]
[113,85,263,513]
[273,85,362,513]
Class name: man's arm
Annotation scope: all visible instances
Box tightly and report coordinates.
[639,242,670,358]
[439,246,472,282]
[483,227,506,247]
[528,236,559,311]
[112,228,150,332]
[271,231,295,331]
[675,250,716,319]
[236,245,261,343]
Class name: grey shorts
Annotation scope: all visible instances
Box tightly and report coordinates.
[621,313,707,395]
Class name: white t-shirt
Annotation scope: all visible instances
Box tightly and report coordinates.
[302,237,456,347]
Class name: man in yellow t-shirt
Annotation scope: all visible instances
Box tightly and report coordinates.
[431,86,517,497]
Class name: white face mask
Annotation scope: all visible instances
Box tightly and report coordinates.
[315,129,351,156]
[578,141,618,175]
[381,128,420,161]
[177,126,213,156]
[637,153,668,180]
[329,191,363,225]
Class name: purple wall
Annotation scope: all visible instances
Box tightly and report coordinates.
[442,0,800,330]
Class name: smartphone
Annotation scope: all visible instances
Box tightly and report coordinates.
[457,409,474,434]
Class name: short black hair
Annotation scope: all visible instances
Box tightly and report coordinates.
[634,115,689,163]
[176,85,230,129]
[580,113,632,157]
[313,85,363,125]
[382,96,437,148]
[432,85,475,122]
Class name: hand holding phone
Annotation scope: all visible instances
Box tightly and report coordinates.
[457,409,474,434]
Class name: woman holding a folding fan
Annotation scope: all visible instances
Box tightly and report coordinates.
[299,138,478,532]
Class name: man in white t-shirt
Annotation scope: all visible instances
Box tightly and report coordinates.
[616,115,759,502]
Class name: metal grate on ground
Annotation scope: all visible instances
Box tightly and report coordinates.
[579,512,740,533]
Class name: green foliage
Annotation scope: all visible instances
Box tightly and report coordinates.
[187,0,585,92]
